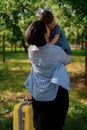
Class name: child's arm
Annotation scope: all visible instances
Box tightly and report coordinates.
[48,34,60,44]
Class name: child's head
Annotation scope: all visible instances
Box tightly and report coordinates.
[40,10,56,30]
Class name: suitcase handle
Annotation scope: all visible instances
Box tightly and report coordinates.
[18,99,32,130]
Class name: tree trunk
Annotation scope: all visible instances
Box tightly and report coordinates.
[81,33,84,50]
[11,43,13,52]
[81,41,84,50]
[2,32,5,63]
[20,43,22,52]
[21,38,28,53]
[85,41,87,85]
[14,43,17,52]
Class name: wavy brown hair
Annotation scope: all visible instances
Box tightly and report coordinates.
[40,10,54,24]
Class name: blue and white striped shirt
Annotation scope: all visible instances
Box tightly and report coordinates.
[24,44,71,101]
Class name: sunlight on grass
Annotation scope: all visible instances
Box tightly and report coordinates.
[6,59,31,63]
[67,62,85,73]
[0,57,32,94]
[0,50,87,130]
[80,99,87,105]
[0,90,28,101]
[72,56,85,63]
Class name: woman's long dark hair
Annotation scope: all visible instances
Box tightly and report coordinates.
[25,20,47,47]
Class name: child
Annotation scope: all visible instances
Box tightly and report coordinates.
[40,10,72,55]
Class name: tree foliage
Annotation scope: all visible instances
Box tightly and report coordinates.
[0,0,87,84]
[0,0,86,62]
[0,0,86,45]
[61,0,87,84]
[60,0,87,37]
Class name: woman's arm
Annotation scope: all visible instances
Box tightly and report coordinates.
[55,47,72,65]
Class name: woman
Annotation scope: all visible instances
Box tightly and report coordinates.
[24,20,71,130]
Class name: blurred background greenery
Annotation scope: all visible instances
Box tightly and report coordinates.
[0,0,87,129]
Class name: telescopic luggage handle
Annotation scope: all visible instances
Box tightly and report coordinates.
[18,99,32,130]
[24,98,32,105]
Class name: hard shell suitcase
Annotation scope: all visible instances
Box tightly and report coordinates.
[13,100,35,130]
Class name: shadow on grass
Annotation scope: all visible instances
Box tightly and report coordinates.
[64,99,87,130]
[0,75,87,130]
[70,72,86,88]
[0,117,13,130]
[0,69,30,92]
[0,61,31,93]
[0,50,86,130]
[0,99,87,130]
[70,72,87,99]
[63,72,87,130]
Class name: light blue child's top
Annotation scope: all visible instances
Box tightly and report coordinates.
[49,24,72,54]
[24,44,72,101]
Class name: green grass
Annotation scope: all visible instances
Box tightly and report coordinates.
[64,87,87,130]
[72,49,85,56]
[0,49,86,130]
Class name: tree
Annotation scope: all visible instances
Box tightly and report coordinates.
[60,0,87,84]
[0,0,38,62]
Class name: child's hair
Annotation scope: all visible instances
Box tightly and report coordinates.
[40,10,54,24]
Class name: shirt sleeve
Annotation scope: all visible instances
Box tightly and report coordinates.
[55,24,61,35]
[54,46,72,65]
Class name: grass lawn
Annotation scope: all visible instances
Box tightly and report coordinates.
[0,49,87,130]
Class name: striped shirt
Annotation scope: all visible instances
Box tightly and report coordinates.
[24,44,71,101]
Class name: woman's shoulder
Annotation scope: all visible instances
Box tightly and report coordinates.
[45,44,63,52]
[28,44,63,53]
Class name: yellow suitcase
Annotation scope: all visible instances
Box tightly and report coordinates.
[13,100,35,130]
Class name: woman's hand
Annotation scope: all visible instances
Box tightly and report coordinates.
[25,92,32,100]
[45,26,50,43]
